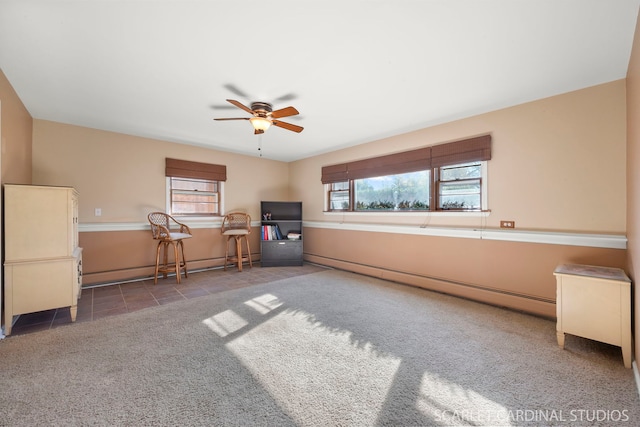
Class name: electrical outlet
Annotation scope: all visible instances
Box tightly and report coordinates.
[95,208,102,217]
[500,220,515,229]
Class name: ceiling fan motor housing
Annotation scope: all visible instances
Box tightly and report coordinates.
[251,102,273,116]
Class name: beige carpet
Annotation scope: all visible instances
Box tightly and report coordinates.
[0,269,638,426]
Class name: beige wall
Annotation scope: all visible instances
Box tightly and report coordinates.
[303,228,624,318]
[291,81,627,233]
[290,81,628,317]
[31,120,290,282]
[0,69,32,184]
[79,228,262,285]
[0,69,33,335]
[32,120,290,223]
[626,8,640,372]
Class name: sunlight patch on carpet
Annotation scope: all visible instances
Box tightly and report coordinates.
[417,371,512,426]
[243,293,282,314]
[226,309,402,426]
[202,309,248,337]
[203,294,282,337]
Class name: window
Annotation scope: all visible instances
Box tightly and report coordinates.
[321,135,491,213]
[354,170,430,211]
[170,177,220,215]
[165,158,227,216]
[329,181,350,210]
[327,162,483,212]
[437,162,482,210]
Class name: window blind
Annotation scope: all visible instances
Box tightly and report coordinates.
[320,163,348,183]
[321,135,491,183]
[165,158,227,181]
[430,134,492,168]
[346,147,432,180]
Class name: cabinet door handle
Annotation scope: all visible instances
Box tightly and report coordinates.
[278,242,286,245]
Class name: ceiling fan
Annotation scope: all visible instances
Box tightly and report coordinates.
[214,99,304,134]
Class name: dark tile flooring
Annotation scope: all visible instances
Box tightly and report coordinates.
[6,263,329,337]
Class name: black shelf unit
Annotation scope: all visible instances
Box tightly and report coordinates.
[260,201,303,267]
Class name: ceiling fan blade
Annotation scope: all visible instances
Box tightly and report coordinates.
[213,117,250,121]
[226,99,255,115]
[210,104,238,110]
[274,92,297,102]
[223,83,249,98]
[272,120,304,133]
[271,106,299,119]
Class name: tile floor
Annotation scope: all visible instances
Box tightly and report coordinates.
[6,263,329,337]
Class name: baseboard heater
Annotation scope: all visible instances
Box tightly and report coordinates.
[304,253,556,319]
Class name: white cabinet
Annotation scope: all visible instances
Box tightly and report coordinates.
[554,264,631,368]
[3,185,82,335]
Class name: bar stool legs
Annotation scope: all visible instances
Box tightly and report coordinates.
[224,234,252,272]
[154,239,188,284]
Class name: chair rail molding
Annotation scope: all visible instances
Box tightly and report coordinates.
[79,218,255,232]
[304,221,627,249]
[79,220,626,249]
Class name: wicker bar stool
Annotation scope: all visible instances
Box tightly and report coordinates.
[147,212,192,284]
[221,212,252,272]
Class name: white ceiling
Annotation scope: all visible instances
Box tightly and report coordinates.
[1,1,639,162]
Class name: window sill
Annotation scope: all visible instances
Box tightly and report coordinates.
[323,210,491,217]
[171,214,221,221]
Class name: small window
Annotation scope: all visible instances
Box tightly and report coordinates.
[437,162,482,211]
[329,182,350,210]
[170,177,220,216]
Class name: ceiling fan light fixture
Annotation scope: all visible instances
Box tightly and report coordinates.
[250,116,271,132]
[214,99,303,133]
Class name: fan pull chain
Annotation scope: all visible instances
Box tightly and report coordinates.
[258,134,263,157]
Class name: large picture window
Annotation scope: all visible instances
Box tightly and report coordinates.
[355,170,430,211]
[322,135,491,213]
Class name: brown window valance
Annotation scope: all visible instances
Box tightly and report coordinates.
[346,147,432,180]
[321,163,349,183]
[165,158,227,181]
[321,134,491,183]
[430,134,492,168]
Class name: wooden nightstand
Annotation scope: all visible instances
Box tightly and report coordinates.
[554,264,631,368]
